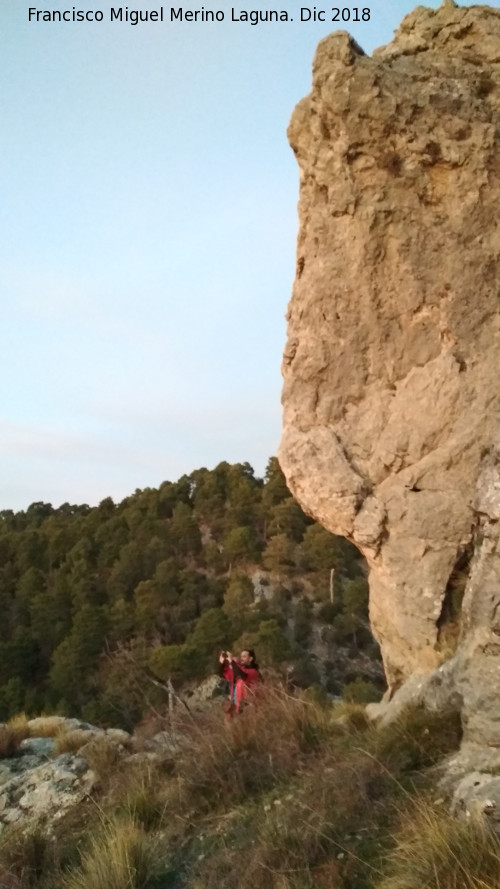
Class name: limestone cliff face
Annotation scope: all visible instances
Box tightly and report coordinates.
[280,1,500,736]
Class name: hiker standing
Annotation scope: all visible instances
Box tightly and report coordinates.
[219,649,261,716]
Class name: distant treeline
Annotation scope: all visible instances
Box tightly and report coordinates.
[0,458,378,728]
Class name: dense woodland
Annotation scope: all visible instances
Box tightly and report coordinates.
[0,458,382,728]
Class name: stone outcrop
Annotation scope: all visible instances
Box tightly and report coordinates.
[280,1,500,745]
[0,752,95,830]
[0,718,135,832]
[0,719,98,832]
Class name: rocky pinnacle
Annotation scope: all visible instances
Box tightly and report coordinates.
[280,3,500,746]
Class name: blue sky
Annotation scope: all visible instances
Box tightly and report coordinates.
[1,0,489,509]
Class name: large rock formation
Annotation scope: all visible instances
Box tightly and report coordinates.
[280,1,500,745]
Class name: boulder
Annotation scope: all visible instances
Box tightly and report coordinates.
[187,675,227,709]
[0,754,97,833]
[18,737,56,757]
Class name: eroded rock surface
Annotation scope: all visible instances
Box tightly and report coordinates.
[0,718,134,832]
[280,0,500,731]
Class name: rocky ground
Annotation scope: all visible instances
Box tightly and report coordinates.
[0,716,177,834]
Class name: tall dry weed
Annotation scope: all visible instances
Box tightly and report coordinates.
[6,713,30,735]
[168,685,330,812]
[62,817,163,889]
[55,729,95,755]
[0,825,55,888]
[27,716,66,738]
[380,799,500,889]
[78,736,122,786]
[0,724,29,758]
[174,693,464,889]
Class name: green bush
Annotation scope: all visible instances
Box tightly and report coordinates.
[372,705,462,773]
[342,677,380,704]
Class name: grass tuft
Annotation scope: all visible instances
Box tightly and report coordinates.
[7,713,30,734]
[0,724,29,758]
[329,700,371,732]
[55,729,95,755]
[372,704,462,773]
[0,685,470,889]
[62,817,164,889]
[119,769,169,831]
[0,824,55,887]
[27,716,67,738]
[77,736,124,790]
[380,799,500,889]
[168,685,331,813]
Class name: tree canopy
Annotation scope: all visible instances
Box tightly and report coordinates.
[0,458,378,727]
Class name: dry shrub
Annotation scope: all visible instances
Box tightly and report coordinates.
[0,692,467,889]
[0,825,55,888]
[228,684,330,755]
[169,685,330,812]
[371,705,462,774]
[79,737,122,785]
[27,716,66,738]
[186,742,391,889]
[436,621,461,662]
[7,713,30,734]
[329,701,371,732]
[380,800,500,889]
[62,817,163,889]
[119,769,169,831]
[133,712,170,741]
[55,729,96,755]
[0,868,22,889]
[126,734,159,755]
[174,696,464,889]
[104,757,174,832]
[0,724,29,758]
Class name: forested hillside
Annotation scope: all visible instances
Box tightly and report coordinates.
[0,458,382,728]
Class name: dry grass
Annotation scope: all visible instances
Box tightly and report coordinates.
[0,868,22,889]
[118,767,171,831]
[0,686,470,889]
[188,755,392,889]
[7,713,30,734]
[97,753,175,835]
[0,824,55,888]
[328,700,371,732]
[371,704,462,773]
[380,799,500,889]
[166,686,332,814]
[436,621,461,662]
[55,729,96,755]
[181,711,393,889]
[77,736,123,787]
[160,692,464,889]
[168,692,460,823]
[27,716,66,738]
[0,724,29,758]
[132,712,169,741]
[62,818,163,889]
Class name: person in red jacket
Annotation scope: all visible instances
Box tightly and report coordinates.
[219,649,261,716]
